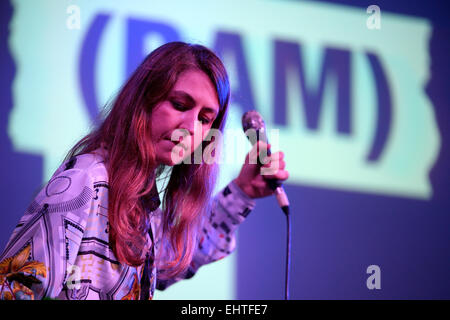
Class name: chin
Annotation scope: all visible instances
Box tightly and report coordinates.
[157,157,177,166]
[157,154,187,166]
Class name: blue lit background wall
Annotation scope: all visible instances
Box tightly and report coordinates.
[0,0,449,299]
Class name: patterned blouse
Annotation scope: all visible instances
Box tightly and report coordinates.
[0,149,255,300]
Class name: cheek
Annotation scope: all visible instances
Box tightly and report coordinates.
[196,127,212,144]
[183,127,209,153]
[149,119,161,141]
[150,103,173,140]
[202,128,212,141]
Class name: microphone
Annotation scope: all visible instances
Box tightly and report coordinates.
[242,110,292,301]
[241,110,290,216]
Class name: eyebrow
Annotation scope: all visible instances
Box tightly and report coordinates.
[170,90,219,116]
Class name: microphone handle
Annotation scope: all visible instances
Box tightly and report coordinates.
[250,129,290,214]
[254,130,282,191]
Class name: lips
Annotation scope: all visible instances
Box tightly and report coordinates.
[164,138,188,151]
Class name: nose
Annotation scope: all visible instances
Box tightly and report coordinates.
[179,111,200,136]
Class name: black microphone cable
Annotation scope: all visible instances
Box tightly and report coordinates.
[283,205,291,300]
[242,110,291,300]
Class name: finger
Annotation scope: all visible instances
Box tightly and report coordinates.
[257,140,270,151]
[268,151,284,160]
[257,142,271,164]
[260,157,286,175]
[262,158,285,170]
[274,160,286,170]
[251,179,275,194]
[246,142,260,165]
[247,141,271,165]
[263,169,289,181]
[261,150,285,165]
[251,179,268,188]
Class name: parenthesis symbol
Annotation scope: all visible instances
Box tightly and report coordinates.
[79,14,111,126]
[365,52,392,162]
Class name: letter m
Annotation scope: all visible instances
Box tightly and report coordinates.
[273,40,351,135]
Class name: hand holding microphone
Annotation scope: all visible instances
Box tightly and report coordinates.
[234,110,292,300]
[233,110,290,215]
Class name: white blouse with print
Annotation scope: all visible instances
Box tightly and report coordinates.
[0,150,255,300]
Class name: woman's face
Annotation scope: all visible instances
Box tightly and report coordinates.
[150,69,220,166]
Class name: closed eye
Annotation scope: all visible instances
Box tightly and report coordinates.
[199,115,213,125]
[171,100,215,125]
[171,100,187,111]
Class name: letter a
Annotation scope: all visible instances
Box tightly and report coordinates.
[366,5,381,30]
[366,265,381,289]
[66,5,81,30]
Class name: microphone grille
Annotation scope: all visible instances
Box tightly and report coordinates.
[242,110,265,132]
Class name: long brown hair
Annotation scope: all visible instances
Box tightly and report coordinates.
[66,42,230,278]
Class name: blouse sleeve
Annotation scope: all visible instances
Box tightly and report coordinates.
[156,179,256,290]
[0,157,96,300]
